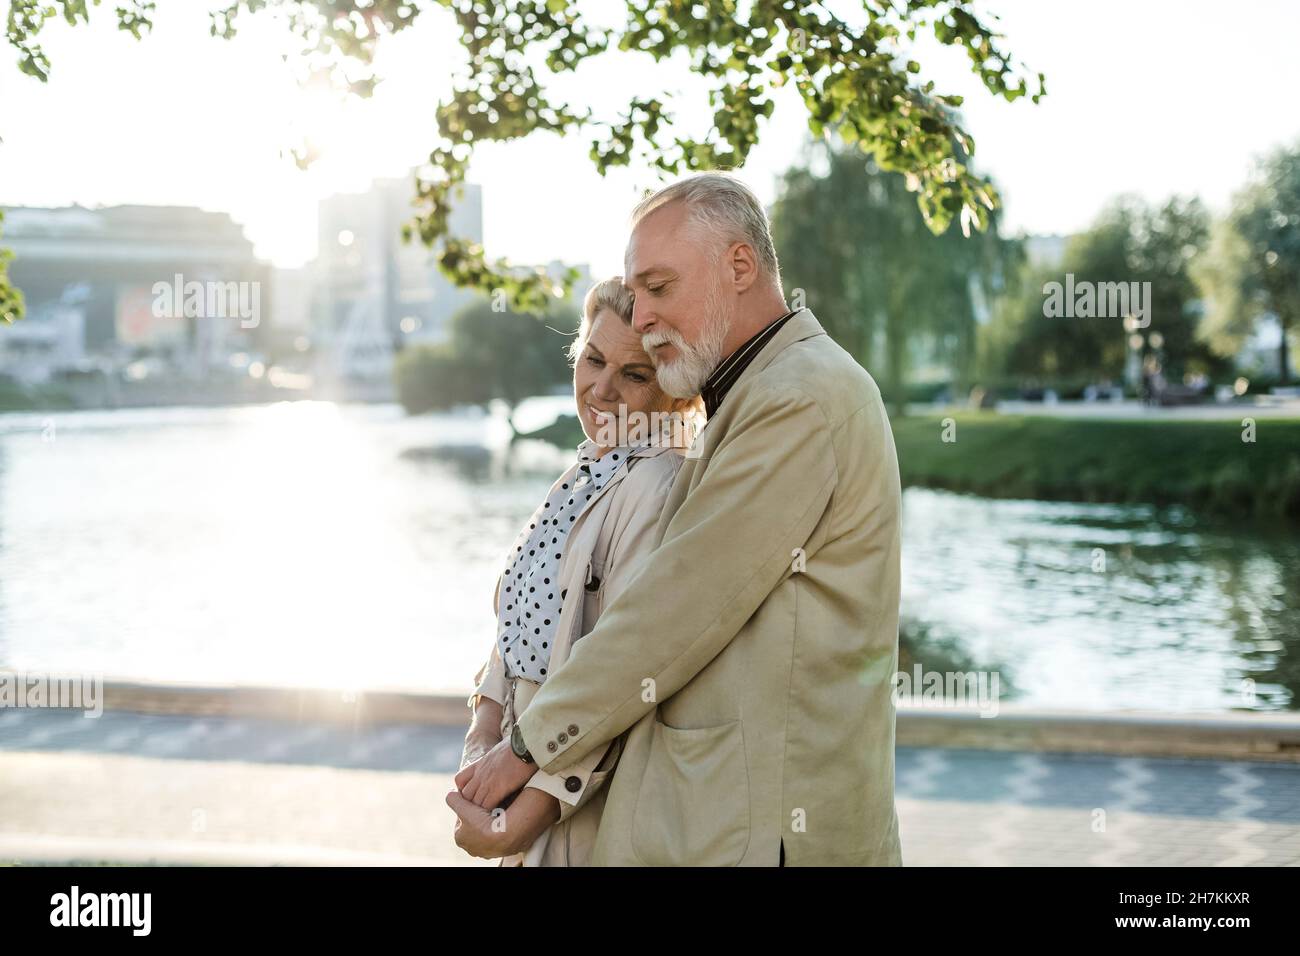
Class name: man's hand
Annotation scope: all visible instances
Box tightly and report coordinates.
[455,735,537,809]
[446,786,561,859]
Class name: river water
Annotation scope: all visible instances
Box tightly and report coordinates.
[0,400,1293,712]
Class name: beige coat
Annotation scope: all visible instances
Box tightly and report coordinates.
[465,439,687,865]
[515,308,904,866]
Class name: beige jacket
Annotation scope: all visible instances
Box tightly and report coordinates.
[515,308,904,866]
[464,439,687,866]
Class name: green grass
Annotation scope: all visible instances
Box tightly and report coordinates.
[892,413,1300,519]
[521,411,1300,520]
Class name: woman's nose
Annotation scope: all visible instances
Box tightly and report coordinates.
[593,371,620,402]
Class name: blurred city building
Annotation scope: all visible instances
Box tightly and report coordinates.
[314,176,484,394]
[0,205,268,391]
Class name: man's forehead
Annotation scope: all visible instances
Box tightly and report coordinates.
[624,200,686,269]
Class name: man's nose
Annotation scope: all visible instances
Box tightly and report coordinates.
[631,298,654,336]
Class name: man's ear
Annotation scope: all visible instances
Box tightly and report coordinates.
[728,240,760,294]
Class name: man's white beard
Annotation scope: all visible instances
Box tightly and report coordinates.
[646,277,731,399]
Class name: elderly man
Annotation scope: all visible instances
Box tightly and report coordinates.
[453,172,903,866]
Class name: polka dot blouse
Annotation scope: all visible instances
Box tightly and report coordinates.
[495,439,636,683]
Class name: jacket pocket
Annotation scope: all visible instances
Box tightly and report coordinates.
[631,716,750,866]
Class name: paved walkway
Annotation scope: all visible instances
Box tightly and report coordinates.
[2,708,1297,865]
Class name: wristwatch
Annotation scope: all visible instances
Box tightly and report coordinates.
[510,723,535,764]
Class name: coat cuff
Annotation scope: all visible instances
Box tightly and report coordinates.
[523,738,619,822]
[524,769,585,821]
[469,649,510,710]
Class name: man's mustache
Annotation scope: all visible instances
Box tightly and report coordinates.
[642,330,685,360]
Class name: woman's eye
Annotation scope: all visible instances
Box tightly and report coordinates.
[626,373,647,384]
[586,355,604,367]
[647,286,664,296]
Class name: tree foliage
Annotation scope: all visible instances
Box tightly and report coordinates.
[393,296,576,423]
[771,135,1021,410]
[0,211,23,324]
[4,0,1044,317]
[980,196,1220,388]
[1193,140,1300,384]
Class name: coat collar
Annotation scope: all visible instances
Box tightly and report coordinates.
[731,306,825,385]
[567,437,680,521]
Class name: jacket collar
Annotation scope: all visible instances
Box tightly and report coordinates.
[705,307,826,412]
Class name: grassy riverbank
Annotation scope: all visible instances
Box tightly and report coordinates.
[891,413,1300,519]
[524,411,1300,519]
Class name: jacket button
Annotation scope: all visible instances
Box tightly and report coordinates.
[565,776,582,793]
[567,724,579,735]
[546,741,557,753]
[585,575,601,592]
[557,732,568,743]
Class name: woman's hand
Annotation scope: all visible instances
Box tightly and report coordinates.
[459,697,504,770]
[446,786,561,859]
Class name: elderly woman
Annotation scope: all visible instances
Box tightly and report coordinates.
[449,277,701,866]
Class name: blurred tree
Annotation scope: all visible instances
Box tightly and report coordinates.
[1194,141,1300,385]
[393,297,576,429]
[0,211,22,324]
[770,136,1021,412]
[980,196,1221,390]
[3,0,1044,318]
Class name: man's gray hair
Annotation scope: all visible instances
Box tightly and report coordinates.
[630,172,783,291]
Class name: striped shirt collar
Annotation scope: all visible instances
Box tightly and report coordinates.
[700,307,799,418]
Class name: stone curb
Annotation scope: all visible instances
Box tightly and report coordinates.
[19,679,1300,763]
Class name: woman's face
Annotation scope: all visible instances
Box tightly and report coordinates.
[574,309,678,447]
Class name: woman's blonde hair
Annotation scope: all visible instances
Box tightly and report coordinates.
[567,277,633,365]
[567,276,706,442]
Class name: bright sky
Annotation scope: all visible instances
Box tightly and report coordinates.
[1,0,1297,278]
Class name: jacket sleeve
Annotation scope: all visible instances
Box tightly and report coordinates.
[519,453,679,819]
[516,384,838,773]
[466,573,509,710]
[523,736,621,822]
[467,643,509,710]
